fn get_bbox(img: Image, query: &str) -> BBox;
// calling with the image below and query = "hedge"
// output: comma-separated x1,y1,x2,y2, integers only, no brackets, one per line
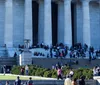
11,65,93,79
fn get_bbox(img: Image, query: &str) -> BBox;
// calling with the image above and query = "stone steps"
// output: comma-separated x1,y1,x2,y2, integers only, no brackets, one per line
0,57,17,66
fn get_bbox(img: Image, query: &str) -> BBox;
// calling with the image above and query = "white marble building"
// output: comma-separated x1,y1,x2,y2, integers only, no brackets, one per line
0,0,100,49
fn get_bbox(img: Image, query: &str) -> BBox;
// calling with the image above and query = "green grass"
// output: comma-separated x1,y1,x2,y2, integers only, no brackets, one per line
0,75,40,80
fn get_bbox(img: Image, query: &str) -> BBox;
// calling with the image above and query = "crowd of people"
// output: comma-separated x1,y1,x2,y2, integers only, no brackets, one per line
18,42,100,59
49,43,100,59
2,42,100,59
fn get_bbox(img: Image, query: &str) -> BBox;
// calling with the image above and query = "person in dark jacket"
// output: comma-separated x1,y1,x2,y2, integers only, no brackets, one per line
27,77,33,85
79,76,85,85
15,76,21,85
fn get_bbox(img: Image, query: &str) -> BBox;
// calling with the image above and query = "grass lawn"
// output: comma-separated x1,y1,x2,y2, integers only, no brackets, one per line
0,74,41,80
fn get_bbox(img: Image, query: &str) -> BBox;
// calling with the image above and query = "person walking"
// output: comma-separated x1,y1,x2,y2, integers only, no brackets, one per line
27,77,33,85
15,76,21,85
57,67,63,80
5,81,10,85
79,76,85,85
64,75,71,85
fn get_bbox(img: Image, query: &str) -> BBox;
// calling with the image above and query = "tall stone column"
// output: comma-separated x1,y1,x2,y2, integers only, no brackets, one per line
24,0,32,46
58,1,64,44
64,0,72,47
38,0,44,44
44,0,52,45
5,0,13,47
82,0,90,46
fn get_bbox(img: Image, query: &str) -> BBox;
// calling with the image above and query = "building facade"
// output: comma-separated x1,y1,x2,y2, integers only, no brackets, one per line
0,0,100,48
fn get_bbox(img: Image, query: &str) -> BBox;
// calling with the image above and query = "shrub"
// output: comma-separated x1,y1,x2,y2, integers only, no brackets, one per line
51,69,57,78
11,65,21,75
44,71,52,77
11,65,93,79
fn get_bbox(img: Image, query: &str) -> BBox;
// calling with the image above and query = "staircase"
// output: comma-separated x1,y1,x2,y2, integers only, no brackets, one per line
0,57,17,65
0,47,8,57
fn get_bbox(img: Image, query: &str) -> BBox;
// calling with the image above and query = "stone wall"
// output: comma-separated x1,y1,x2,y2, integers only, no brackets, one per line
0,57,16,66
0,80,98,85
32,58,100,69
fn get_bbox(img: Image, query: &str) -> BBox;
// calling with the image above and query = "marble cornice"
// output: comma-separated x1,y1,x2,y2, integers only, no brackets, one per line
35,0,100,1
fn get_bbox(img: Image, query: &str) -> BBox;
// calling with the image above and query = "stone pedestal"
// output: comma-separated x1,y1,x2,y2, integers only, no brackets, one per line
19,51,32,66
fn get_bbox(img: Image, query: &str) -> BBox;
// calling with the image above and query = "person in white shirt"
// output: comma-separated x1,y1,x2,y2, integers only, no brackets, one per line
69,69,74,78
64,75,72,85
25,65,29,75
93,67,97,76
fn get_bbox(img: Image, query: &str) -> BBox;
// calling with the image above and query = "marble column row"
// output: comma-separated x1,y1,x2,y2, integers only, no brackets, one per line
57,0,91,47
58,0,91,47
4,0,91,47
4,0,72,47
5,0,33,47
38,0,72,46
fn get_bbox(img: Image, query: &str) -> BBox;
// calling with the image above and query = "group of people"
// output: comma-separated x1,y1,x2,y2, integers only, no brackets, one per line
55,63,85,85
50,43,99,59
34,43,100,59
14,76,33,85
33,52,45,57
18,43,49,50
64,75,85,85
56,67,85,85
57,67,74,80
17,42,100,59
0,75,85,85
20,65,29,75
55,62,74,80
0,76,33,85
